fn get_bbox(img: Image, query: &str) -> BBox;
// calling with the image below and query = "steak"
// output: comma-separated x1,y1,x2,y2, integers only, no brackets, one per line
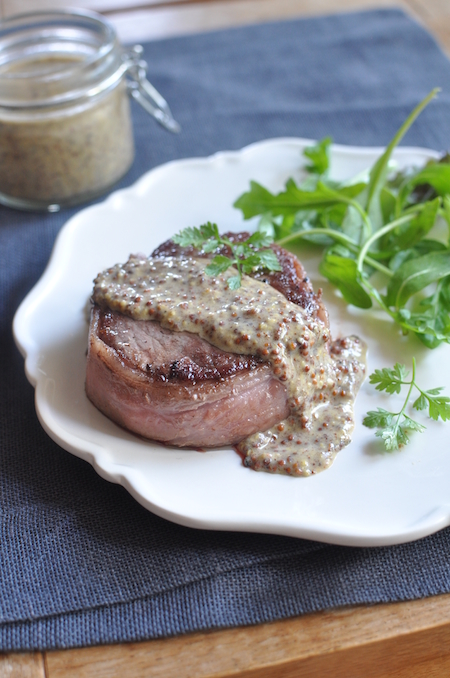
86,234,327,448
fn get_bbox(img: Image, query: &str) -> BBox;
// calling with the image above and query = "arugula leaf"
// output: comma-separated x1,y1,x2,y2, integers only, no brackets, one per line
319,254,372,308
340,204,365,243
388,248,418,272
172,222,281,289
233,181,280,219
415,239,448,255
401,277,450,347
385,251,450,308
364,357,449,450
441,195,450,235
382,197,440,251
380,187,396,224
398,163,450,210
388,239,449,275
234,179,367,219
364,89,439,217
233,88,449,347
414,164,450,196
303,137,332,175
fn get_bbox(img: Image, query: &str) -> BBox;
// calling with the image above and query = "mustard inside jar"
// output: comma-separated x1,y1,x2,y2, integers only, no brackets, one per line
0,10,179,211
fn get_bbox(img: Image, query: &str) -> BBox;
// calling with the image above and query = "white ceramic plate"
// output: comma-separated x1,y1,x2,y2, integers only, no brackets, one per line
13,138,450,547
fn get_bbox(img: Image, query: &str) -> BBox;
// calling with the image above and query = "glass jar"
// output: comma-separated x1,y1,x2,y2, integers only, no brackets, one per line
0,9,179,211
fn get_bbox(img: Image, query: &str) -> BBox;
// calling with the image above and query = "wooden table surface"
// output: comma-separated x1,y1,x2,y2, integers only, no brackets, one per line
2,0,450,676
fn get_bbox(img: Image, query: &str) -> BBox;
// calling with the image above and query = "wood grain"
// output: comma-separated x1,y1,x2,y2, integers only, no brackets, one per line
45,594,450,678
106,0,415,44
409,0,450,56
0,653,45,678
0,0,192,18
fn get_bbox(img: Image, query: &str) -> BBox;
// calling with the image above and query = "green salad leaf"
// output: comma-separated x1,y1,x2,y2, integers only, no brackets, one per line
363,359,450,450
234,87,450,347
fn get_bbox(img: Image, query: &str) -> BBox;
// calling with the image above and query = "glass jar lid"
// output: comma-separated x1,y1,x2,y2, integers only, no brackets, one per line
0,9,126,108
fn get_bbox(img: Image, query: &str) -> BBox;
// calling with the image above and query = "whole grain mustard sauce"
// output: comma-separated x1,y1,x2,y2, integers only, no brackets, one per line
93,255,366,476
0,58,134,204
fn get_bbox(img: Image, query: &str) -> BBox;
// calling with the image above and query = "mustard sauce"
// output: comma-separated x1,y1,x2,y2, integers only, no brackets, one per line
93,255,366,476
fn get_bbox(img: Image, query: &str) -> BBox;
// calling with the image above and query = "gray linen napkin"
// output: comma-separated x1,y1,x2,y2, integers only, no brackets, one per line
2,9,450,650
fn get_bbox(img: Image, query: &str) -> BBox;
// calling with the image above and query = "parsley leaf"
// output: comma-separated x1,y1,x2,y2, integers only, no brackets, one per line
362,407,393,429
172,221,281,289
173,223,219,248
363,357,448,450
368,363,409,394
204,255,233,276
425,393,450,421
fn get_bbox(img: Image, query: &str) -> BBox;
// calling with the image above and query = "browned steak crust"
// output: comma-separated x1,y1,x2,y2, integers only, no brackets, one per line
97,308,264,383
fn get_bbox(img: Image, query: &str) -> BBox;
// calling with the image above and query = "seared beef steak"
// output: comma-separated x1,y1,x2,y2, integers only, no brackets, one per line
86,307,289,447
86,235,326,448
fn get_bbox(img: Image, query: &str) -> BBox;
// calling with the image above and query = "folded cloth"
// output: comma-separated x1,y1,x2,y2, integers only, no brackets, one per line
2,8,450,651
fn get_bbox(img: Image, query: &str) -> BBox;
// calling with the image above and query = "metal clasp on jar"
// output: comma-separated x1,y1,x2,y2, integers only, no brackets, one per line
124,45,180,133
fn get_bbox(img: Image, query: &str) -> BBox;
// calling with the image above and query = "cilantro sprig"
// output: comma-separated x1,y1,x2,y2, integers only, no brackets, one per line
234,88,450,348
363,359,450,450
172,221,281,289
